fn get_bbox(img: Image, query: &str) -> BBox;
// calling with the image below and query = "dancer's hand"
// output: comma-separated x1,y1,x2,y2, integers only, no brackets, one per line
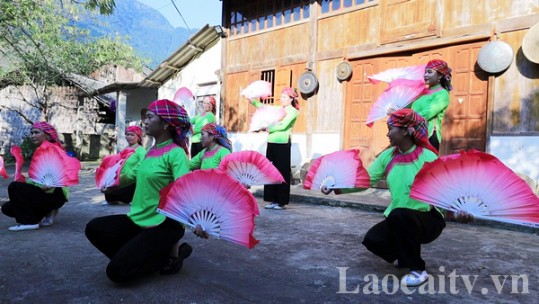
194,224,209,239
321,186,333,195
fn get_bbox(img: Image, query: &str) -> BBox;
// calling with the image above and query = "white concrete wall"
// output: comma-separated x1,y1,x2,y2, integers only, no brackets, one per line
228,132,341,180
158,42,222,121
489,136,539,182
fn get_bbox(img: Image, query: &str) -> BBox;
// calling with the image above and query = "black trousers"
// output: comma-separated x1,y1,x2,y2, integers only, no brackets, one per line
104,183,136,204
85,215,185,283
264,142,291,205
362,207,445,271
1,181,66,225
191,142,203,158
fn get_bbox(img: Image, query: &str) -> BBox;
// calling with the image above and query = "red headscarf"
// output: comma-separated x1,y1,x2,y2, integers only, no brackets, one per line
147,99,191,154
126,126,143,144
32,121,59,143
206,96,217,115
281,87,299,110
387,109,438,155
426,59,452,91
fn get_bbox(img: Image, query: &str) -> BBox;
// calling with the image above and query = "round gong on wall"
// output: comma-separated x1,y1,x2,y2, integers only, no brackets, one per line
298,71,319,95
336,61,353,81
477,40,514,73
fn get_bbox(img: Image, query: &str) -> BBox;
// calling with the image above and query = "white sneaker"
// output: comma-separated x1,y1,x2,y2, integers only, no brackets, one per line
9,224,40,231
272,205,286,210
264,203,278,209
100,201,110,206
401,270,428,287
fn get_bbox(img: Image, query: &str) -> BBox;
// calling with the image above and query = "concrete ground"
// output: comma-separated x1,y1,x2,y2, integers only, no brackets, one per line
0,164,538,303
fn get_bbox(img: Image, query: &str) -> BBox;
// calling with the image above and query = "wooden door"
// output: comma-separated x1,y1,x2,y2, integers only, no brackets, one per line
445,43,488,154
343,59,379,164
413,43,488,155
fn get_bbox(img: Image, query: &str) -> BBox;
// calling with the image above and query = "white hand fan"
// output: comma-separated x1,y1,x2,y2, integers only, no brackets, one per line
410,149,539,228
240,80,272,99
95,148,135,189
218,150,285,186
157,169,260,249
0,155,8,179
366,79,426,127
28,142,81,187
249,106,286,132
368,64,426,84
303,149,370,190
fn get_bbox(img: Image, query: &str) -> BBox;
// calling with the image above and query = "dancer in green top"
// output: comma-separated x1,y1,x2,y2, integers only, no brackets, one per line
324,109,472,287
249,87,299,210
411,59,452,152
86,99,206,283
101,125,146,205
190,122,232,170
190,96,216,157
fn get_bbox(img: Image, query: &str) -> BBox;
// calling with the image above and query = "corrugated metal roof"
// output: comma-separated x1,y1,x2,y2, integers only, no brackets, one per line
139,24,221,87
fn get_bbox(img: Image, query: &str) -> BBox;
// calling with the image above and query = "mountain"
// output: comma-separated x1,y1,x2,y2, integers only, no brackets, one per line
76,0,199,69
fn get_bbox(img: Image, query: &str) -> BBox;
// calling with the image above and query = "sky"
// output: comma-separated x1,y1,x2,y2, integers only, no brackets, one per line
137,0,222,29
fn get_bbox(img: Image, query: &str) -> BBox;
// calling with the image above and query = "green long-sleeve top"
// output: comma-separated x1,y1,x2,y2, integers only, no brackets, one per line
369,145,438,217
251,99,298,143
411,85,450,142
189,145,231,170
118,144,146,187
190,112,216,143
336,145,438,217
125,139,190,227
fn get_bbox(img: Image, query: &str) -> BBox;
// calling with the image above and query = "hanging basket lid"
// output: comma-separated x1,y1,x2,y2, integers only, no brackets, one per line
523,22,539,64
477,40,514,73
298,71,319,95
336,61,353,81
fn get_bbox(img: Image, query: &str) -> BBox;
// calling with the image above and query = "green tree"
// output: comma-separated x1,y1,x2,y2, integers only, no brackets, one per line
0,0,146,123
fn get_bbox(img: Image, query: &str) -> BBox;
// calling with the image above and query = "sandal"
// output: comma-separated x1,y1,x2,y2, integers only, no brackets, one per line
160,243,192,275
401,270,428,287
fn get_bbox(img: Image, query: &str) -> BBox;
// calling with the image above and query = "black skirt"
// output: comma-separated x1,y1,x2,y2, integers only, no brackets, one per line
264,142,291,205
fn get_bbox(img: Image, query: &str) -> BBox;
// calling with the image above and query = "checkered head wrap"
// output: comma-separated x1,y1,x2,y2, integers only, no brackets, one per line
32,121,59,143
147,99,191,154
282,87,300,110
126,126,143,144
426,59,452,91
202,123,232,152
387,109,438,154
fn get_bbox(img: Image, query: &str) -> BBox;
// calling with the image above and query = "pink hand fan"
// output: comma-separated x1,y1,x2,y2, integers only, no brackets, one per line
303,149,370,190
218,150,285,186
0,155,8,179
157,169,260,249
173,87,194,105
95,148,135,189
240,80,273,99
410,149,539,228
28,142,81,187
249,106,286,132
10,145,26,182
366,79,426,127
368,64,426,84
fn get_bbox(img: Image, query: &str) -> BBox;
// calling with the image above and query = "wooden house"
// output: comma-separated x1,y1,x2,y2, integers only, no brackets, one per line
220,0,539,181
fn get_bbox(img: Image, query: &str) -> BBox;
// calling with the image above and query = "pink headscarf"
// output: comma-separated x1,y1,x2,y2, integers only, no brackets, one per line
282,87,299,110
32,121,59,143
206,96,217,115
126,126,143,144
